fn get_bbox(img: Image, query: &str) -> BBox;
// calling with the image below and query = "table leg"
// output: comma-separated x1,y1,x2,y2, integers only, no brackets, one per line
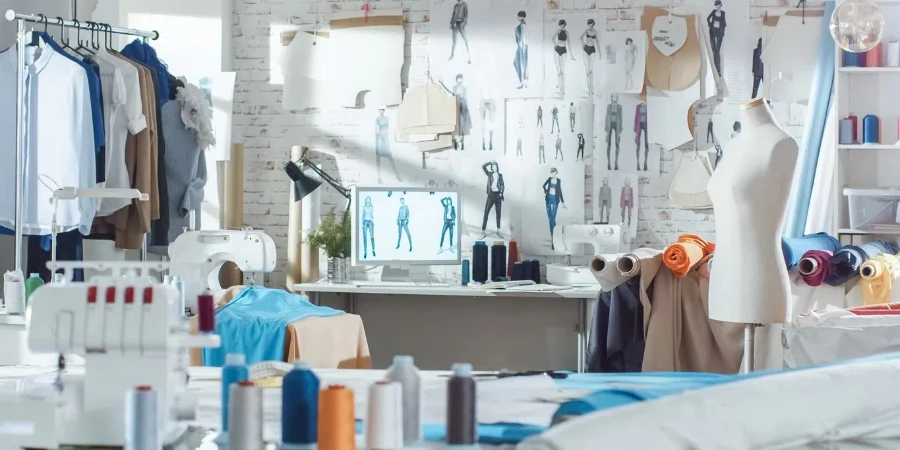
577,297,587,373
348,293,356,315
311,292,320,306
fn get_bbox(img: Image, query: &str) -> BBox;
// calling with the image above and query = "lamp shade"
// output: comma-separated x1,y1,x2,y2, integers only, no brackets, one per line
284,160,322,201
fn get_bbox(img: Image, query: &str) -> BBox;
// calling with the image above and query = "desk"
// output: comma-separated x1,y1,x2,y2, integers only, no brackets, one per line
293,283,601,373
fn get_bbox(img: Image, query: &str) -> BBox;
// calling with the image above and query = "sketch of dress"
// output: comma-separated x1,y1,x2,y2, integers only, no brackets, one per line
453,76,470,151
598,178,611,224
539,134,546,163
634,103,648,171
707,0,726,76
576,133,585,160
620,179,634,227
481,161,504,237
537,105,543,127
624,38,638,90
482,100,494,151
449,0,471,64
569,103,576,132
362,197,376,258
376,110,402,183
581,20,599,98
396,198,412,251
514,12,529,89
543,171,564,250
551,106,560,134
555,135,563,161
605,95,623,170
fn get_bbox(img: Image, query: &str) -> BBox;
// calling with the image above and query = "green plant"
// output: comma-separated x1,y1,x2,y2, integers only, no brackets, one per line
306,209,352,258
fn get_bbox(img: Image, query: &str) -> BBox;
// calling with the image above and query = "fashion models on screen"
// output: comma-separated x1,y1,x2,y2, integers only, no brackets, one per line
581,19,599,97
577,133,585,161
707,0,726,76
396,198,412,251
481,160,505,237
555,134,563,160
634,102,648,171
453,74,470,150
449,0,471,63
439,197,457,254
543,168,566,250
552,20,576,99
624,38,638,90
598,178,611,224
362,196,376,259
539,134,546,163
569,102,576,132
620,178,634,227
482,100,494,151
551,105,561,134
752,38,763,98
605,94,623,170
376,109,402,183
514,11,529,89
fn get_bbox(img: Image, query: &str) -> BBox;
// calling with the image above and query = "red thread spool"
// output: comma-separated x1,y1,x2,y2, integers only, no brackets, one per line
866,43,883,67
507,239,519,279
849,115,858,143
197,294,215,333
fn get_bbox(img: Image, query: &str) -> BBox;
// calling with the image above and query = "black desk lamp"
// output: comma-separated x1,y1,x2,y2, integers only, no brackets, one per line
284,147,351,208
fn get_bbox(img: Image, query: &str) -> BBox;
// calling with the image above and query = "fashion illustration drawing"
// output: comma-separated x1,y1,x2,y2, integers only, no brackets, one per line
552,20,576,99
439,197,456,253
581,19,599,97
707,0,726,76
543,168,565,250
620,178,634,227
449,0,471,63
624,37,638,90
634,102,648,171
481,161,505,237
598,178,611,224
605,94,623,170
396,198,412,251
376,109,402,183
362,196,376,258
514,11,529,89
452,74,470,150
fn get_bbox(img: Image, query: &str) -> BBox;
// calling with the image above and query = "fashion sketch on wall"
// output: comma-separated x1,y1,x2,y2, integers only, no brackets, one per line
596,31,646,95
696,0,753,100
429,0,489,99
592,174,638,245
449,0,472,63
519,163,585,256
376,109,403,183
456,155,515,243
450,74,471,150
485,0,545,98
481,99,496,151
707,0,726,76
480,160,505,239
599,94,661,176
505,99,593,166
544,12,607,100
439,196,457,253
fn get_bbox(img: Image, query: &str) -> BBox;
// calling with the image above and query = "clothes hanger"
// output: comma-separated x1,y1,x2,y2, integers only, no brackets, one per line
73,20,94,56
27,14,47,47
89,22,100,51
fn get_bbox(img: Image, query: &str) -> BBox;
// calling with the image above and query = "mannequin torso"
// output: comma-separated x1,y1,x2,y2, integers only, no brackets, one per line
707,99,799,324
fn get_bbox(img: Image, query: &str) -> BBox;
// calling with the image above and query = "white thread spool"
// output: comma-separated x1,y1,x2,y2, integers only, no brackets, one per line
366,381,404,450
125,386,160,450
888,41,900,67
4,270,24,314
228,382,264,450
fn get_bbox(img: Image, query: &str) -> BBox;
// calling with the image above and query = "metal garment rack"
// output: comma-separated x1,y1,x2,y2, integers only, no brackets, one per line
4,10,159,272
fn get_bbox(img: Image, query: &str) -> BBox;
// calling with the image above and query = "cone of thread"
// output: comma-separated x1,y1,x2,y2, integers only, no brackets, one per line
319,385,356,450
446,363,477,446
366,381,403,450
282,361,320,445
125,386,159,450
229,381,264,450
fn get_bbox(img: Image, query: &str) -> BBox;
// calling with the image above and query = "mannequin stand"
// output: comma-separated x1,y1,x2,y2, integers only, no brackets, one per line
743,323,759,374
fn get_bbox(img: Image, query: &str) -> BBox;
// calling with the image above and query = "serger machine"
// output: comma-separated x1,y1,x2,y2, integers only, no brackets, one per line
0,262,219,450
547,224,624,286
168,229,276,313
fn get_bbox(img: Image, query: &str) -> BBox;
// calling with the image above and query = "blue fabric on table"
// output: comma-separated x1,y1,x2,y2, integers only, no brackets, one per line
781,232,840,268
201,286,343,367
825,240,900,286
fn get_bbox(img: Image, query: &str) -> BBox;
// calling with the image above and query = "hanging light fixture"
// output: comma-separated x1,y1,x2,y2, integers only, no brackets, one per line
830,0,885,53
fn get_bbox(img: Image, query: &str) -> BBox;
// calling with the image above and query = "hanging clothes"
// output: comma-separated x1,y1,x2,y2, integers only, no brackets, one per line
588,280,645,373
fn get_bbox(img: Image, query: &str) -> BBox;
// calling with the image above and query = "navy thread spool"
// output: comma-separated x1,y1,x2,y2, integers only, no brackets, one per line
472,241,488,283
446,363,477,446
863,114,880,144
490,241,507,281
281,360,319,448
523,259,534,282
461,260,470,285
512,262,525,281
529,260,541,284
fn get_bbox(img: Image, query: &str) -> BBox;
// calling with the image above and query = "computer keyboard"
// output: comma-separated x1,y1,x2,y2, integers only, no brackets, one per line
352,281,450,287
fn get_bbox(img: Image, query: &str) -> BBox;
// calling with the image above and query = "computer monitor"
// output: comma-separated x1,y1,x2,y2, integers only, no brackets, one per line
351,186,461,281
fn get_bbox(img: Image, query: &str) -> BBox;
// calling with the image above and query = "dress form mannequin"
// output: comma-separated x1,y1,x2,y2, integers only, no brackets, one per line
707,98,799,371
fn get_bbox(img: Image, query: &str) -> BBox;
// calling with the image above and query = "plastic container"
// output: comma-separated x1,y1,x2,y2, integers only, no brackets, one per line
843,187,900,230
24,273,44,305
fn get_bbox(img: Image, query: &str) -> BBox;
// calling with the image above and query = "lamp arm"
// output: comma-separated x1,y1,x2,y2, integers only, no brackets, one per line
301,159,350,199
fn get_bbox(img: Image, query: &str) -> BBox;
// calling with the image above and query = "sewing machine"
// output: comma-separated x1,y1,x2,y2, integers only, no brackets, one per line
0,262,219,450
168,229,277,313
547,224,624,286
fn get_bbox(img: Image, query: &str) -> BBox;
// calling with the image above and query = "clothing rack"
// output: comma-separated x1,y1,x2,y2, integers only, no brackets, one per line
4,10,160,272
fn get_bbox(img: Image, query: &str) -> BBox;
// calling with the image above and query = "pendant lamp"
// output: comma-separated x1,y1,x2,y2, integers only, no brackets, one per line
830,0,885,53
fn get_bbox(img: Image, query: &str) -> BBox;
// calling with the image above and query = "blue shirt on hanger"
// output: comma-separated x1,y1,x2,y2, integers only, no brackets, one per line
121,39,169,102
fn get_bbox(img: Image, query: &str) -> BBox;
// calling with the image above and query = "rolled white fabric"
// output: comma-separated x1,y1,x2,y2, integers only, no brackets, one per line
517,357,900,450
589,253,629,292
615,248,663,277
888,41,900,67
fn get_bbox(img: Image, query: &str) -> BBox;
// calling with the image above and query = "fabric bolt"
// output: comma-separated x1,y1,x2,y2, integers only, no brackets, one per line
799,249,832,287
590,253,629,292
860,253,900,306
587,280,644,373
202,286,344,367
781,232,840,268
0,44,97,235
826,241,900,287
662,234,715,278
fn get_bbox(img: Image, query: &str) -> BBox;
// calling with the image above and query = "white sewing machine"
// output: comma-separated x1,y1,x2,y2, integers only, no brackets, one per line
546,224,624,286
168,229,277,313
0,262,219,450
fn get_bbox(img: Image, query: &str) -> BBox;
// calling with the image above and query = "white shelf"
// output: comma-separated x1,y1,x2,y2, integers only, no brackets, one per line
840,67,900,73
839,228,900,235
839,144,900,150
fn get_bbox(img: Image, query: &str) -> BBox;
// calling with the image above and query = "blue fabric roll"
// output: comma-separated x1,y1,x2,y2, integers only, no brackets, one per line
781,232,841,268
825,240,900,286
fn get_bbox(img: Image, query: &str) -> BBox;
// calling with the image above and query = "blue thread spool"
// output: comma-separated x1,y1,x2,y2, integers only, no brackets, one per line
461,260,470,285
839,119,856,144
863,114,880,144
282,360,319,448
221,354,249,435
472,241,488,283
843,50,860,68
512,262,525,281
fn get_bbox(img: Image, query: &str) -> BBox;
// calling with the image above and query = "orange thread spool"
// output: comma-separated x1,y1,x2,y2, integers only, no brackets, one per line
318,385,356,450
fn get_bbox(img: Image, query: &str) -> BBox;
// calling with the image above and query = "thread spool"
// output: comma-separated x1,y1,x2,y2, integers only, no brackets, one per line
866,42,883,67
125,386,159,450
889,41,900,67
490,241,507,281
282,360,319,447
843,50,860,67
506,239,519,279
229,381,264,450
446,363,477,446
222,354,249,434
616,255,641,277
849,114,859,142
839,119,855,145
197,293,215,333
863,114,880,144
523,259,534,282
163,275,173,284
472,241,488,283
172,276,186,317
461,260,470,285
384,355,422,444
529,260,541,284
319,385,356,450
366,381,404,450
798,258,818,276
512,262,525,281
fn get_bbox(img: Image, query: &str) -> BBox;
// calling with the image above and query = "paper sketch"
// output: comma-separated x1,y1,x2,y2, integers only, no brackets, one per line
480,160,505,238
480,99,498,151
450,74,472,150
707,0,726,76
484,0,546,98
695,0,753,101
375,109,404,183
593,173,638,245
544,12,607,100
519,163,585,256
367,108,422,186
596,31,647,95
596,94,661,176
647,85,701,150
429,0,490,92
505,99,593,164
449,0,472,63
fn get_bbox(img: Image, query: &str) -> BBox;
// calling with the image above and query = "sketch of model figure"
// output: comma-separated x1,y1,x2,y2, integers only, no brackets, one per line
598,178,611,224
362,196,376,259
569,103,576,132
634,102,648,171
449,0,471,64
376,109,402,183
551,106,560,134
452,74,470,150
516,116,525,157
396,198,412,251
539,134,546,163
481,161,505,237
543,168,566,250
555,134,563,161
624,38,638,90
581,19,599,97
537,105,543,127
439,197,457,253
482,100,494,151
620,178,634,227
707,0,726,76
706,119,715,143
752,38,764,98
576,133,585,160
605,94,623,170
552,20,576,99
514,11,529,89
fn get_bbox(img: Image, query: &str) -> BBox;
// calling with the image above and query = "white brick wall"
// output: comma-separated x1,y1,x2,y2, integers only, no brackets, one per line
231,0,813,288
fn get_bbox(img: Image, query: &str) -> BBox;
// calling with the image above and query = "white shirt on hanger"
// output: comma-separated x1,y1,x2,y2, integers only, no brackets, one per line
0,43,97,235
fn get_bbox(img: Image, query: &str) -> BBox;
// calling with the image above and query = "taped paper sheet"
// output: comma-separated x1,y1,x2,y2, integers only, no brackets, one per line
544,11,607,100
518,163,586,256
596,31,647,95
595,94,661,177
486,0,547,98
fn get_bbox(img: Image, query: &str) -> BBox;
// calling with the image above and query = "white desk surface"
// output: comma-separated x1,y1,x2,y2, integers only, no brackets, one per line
293,282,601,299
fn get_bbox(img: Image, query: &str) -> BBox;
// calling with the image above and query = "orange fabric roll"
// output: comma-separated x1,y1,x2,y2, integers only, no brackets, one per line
318,385,356,450
663,234,716,278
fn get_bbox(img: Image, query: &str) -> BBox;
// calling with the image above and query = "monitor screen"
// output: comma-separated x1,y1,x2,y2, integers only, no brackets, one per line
351,187,461,266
